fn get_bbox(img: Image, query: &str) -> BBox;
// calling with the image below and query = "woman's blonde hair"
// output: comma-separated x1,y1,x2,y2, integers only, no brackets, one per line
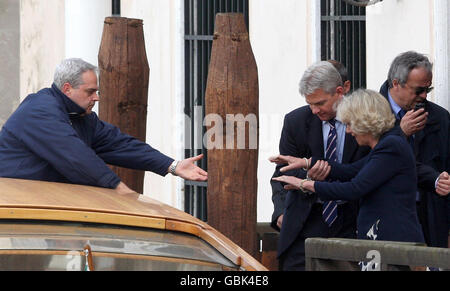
337,89,395,139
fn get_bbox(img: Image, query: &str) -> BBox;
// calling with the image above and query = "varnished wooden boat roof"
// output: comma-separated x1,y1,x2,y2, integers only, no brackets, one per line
0,178,266,271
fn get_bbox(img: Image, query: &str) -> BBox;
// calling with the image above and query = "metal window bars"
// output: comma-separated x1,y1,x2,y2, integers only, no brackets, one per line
321,0,367,91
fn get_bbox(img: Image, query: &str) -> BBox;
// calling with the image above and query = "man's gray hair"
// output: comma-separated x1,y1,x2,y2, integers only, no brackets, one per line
299,61,343,97
387,51,433,88
53,58,98,90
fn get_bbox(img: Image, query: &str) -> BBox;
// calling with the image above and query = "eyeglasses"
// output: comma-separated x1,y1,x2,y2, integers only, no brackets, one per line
414,86,434,95
404,83,434,95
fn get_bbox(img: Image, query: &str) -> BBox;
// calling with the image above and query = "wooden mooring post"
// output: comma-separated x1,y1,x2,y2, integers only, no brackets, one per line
205,13,259,257
98,17,149,194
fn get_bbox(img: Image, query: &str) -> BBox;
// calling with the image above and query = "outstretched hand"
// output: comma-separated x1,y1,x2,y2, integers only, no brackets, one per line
269,154,331,181
272,175,301,190
175,154,208,182
272,175,316,193
269,155,308,172
307,160,331,181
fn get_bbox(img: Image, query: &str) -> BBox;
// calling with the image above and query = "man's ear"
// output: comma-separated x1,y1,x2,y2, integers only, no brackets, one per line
335,86,344,96
61,83,72,96
343,81,351,94
391,79,400,89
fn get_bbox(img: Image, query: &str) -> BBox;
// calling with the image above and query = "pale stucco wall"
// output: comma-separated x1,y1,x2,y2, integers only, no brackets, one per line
1,0,66,127
121,0,185,208
433,0,449,110
65,0,111,66
367,0,449,110
250,0,319,222
64,0,111,114
20,0,65,100
366,0,434,96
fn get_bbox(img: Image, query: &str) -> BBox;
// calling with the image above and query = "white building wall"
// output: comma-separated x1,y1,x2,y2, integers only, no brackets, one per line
250,0,318,222
18,0,110,102
366,0,435,98
64,0,112,114
20,0,65,100
433,0,449,110
65,0,111,65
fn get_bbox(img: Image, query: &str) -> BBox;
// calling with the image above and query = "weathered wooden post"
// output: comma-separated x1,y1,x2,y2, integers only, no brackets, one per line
98,17,149,194
205,13,259,257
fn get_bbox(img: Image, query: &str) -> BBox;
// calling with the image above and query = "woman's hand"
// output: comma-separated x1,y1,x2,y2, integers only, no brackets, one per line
307,160,331,181
269,155,310,172
272,176,315,193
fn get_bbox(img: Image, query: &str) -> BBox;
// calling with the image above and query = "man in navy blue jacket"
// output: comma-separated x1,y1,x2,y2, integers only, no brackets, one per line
0,58,207,194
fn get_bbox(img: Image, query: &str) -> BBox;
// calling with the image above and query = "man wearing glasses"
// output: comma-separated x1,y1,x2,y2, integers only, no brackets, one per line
0,58,207,194
380,51,450,249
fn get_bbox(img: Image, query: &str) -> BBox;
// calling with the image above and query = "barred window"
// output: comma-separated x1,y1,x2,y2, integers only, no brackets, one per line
321,0,367,90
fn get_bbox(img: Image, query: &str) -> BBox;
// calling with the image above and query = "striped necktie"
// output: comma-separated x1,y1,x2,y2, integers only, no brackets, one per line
323,119,338,227
397,109,406,120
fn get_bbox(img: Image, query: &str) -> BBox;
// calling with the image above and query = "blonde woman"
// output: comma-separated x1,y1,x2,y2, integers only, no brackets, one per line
272,89,425,245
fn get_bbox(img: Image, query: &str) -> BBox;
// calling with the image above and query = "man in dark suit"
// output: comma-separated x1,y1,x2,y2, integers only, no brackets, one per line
270,61,370,270
379,51,450,248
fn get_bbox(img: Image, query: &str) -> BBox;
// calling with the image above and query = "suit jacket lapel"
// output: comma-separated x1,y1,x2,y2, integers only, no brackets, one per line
342,132,359,163
308,116,325,158
414,112,440,153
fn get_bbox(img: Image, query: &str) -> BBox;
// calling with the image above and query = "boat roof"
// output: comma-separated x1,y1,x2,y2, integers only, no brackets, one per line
0,178,266,271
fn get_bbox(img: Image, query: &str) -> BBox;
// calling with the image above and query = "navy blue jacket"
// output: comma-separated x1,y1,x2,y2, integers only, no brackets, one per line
0,84,174,189
380,81,449,247
315,127,425,243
